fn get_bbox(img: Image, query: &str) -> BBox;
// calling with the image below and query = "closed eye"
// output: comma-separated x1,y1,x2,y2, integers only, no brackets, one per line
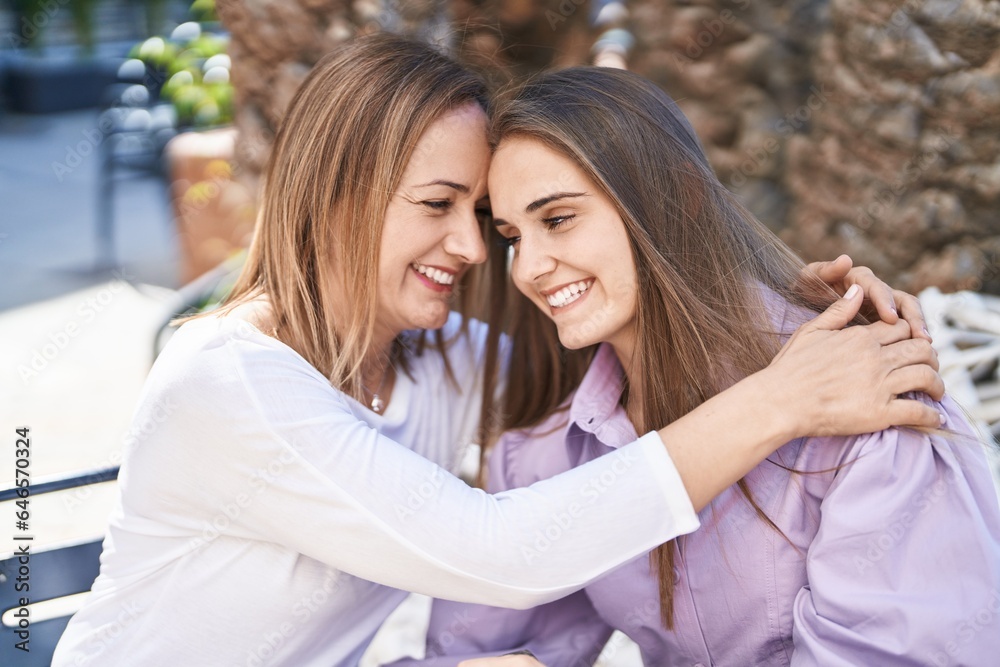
493,224,520,249
422,200,452,211
497,234,520,249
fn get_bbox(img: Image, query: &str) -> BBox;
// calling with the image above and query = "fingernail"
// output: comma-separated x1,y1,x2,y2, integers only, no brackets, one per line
890,303,897,315
923,326,932,340
939,412,946,426
844,284,860,300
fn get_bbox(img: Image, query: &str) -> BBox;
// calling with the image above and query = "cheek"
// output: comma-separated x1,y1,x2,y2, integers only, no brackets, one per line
604,268,638,319
378,259,408,292
615,268,638,300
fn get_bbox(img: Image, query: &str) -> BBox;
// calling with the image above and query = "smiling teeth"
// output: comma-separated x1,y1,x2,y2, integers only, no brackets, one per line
546,280,593,308
413,263,455,286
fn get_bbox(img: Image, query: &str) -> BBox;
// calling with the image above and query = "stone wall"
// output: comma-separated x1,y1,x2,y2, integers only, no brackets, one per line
217,0,1000,293
628,0,826,233
627,0,999,292
783,0,1000,293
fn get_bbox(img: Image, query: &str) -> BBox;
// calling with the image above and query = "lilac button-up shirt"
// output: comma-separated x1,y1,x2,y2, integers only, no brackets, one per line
390,298,1000,667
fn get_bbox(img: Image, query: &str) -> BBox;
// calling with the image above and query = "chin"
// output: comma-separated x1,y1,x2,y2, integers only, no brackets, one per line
557,326,598,350
407,306,451,332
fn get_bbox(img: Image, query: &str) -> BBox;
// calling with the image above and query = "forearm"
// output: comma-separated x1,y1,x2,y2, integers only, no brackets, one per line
656,371,793,512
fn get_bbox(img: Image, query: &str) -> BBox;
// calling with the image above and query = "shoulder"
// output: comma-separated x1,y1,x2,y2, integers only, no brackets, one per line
149,315,350,423
795,393,996,507
752,282,818,339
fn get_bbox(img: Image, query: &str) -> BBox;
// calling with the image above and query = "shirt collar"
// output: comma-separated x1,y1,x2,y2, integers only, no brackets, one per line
567,344,637,449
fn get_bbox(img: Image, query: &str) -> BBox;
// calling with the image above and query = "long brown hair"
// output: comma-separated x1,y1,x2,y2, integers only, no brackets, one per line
182,33,490,397
481,67,849,628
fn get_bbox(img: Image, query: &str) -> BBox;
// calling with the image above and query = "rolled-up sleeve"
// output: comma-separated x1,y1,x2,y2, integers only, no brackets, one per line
791,398,1000,666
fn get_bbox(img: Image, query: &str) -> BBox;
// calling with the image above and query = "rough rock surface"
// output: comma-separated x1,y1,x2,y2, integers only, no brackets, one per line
782,0,1000,293
216,0,449,195
217,0,999,293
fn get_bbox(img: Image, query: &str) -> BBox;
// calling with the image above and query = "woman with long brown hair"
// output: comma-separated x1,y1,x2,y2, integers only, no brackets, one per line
55,36,944,666
396,68,1000,666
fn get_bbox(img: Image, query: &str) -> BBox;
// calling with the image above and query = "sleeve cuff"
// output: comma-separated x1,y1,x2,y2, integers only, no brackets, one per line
635,431,701,538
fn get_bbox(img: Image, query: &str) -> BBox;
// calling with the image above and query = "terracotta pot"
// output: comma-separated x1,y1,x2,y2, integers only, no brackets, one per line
165,127,256,283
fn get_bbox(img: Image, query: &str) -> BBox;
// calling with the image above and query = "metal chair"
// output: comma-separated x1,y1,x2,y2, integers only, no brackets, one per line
0,466,120,667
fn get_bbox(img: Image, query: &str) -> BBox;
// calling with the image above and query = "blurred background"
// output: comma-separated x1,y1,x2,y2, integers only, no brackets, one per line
0,1,998,664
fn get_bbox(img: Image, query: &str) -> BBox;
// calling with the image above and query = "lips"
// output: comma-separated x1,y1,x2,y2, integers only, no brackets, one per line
412,262,456,286
411,262,460,294
543,279,594,308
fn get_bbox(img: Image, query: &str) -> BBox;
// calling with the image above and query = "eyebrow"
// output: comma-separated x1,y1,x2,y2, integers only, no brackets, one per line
493,191,588,227
414,179,470,193
525,192,587,213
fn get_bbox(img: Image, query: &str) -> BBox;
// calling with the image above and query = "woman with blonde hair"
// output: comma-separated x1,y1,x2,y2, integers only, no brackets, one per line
395,68,1000,666
55,37,945,666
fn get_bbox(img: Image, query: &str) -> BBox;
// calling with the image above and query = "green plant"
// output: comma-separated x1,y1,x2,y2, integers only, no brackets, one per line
130,28,233,128
188,0,217,23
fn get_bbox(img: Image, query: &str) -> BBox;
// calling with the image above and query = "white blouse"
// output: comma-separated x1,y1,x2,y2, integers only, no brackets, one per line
53,312,699,666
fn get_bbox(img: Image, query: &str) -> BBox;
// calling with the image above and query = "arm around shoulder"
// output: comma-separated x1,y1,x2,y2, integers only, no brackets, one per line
196,336,701,609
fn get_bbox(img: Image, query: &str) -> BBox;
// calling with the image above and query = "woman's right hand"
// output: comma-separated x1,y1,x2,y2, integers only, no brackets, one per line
761,284,945,440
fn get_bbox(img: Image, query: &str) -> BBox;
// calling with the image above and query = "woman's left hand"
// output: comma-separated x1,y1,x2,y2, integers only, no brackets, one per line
458,656,546,667
806,254,931,342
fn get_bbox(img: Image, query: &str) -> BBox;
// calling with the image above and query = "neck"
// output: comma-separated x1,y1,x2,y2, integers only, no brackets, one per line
338,298,399,386
361,331,398,388
608,332,643,427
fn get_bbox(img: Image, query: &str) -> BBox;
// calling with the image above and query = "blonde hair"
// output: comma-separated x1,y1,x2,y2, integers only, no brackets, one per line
183,34,489,397
482,67,854,628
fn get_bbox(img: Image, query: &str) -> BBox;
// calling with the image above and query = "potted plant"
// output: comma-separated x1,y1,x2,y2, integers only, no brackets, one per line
129,1,252,283
131,24,232,127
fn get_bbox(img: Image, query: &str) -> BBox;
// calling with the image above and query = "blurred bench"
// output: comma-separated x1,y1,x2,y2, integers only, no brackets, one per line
0,466,120,666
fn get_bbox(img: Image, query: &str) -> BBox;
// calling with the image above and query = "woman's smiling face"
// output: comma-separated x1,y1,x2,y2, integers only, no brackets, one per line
375,102,491,337
489,136,639,355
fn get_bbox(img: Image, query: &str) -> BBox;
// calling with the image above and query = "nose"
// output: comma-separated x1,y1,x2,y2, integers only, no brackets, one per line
444,207,488,265
511,232,556,287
